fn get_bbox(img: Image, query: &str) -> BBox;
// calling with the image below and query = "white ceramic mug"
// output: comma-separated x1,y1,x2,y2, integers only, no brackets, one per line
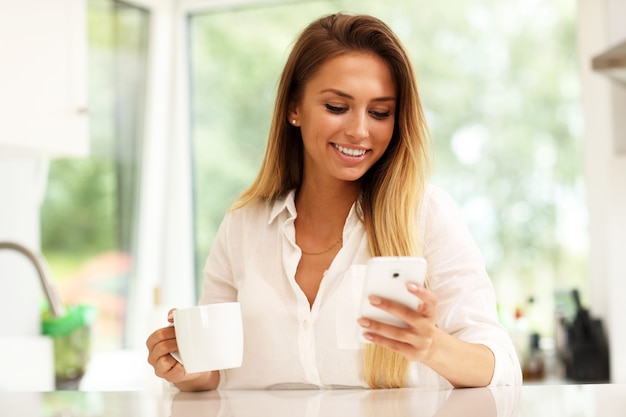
171,302,243,373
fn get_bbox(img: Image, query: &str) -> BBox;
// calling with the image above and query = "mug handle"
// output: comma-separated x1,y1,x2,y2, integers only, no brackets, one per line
170,351,183,364
166,321,183,364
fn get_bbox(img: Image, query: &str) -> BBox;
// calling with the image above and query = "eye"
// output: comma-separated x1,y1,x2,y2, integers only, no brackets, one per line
325,103,347,114
370,110,392,120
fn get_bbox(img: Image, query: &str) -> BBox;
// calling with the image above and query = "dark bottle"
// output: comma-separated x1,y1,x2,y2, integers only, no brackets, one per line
523,332,545,381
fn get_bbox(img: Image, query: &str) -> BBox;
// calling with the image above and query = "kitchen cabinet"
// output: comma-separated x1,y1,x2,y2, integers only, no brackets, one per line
593,40,626,86
0,0,88,157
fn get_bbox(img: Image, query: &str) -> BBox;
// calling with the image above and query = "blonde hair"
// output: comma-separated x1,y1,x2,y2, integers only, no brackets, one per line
233,13,431,388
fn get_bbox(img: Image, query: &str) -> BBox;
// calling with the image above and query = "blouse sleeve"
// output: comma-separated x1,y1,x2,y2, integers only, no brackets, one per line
421,185,522,386
198,212,239,305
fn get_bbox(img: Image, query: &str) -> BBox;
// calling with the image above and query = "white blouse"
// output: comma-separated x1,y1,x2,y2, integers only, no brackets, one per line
199,184,522,389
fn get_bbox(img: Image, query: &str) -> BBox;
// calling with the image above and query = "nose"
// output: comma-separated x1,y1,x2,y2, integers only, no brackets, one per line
345,111,368,141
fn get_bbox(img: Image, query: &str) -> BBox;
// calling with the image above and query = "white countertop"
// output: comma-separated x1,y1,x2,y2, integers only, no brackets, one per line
2,384,626,416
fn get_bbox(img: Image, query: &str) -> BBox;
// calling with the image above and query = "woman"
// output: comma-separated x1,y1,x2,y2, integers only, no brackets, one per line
146,13,522,390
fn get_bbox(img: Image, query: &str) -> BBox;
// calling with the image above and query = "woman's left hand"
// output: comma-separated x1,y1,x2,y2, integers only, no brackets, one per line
357,283,438,362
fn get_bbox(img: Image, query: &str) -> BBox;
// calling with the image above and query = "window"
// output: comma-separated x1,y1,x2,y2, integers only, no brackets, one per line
41,0,149,350
188,0,585,340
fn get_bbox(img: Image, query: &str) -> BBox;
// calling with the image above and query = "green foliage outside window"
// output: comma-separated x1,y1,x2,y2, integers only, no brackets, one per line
40,0,149,349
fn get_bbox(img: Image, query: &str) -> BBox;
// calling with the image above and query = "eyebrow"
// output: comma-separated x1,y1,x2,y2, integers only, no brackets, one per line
320,88,396,103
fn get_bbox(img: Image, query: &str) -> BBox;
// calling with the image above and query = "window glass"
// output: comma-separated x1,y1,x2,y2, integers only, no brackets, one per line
41,0,149,350
189,0,584,338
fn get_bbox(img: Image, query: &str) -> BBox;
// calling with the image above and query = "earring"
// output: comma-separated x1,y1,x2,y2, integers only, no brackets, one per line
292,119,297,125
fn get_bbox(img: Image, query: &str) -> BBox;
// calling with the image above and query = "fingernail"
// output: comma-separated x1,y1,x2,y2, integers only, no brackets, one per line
357,318,371,328
369,296,382,305
407,282,420,292
363,333,374,341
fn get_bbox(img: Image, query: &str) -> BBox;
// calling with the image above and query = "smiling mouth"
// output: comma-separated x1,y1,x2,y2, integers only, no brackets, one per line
333,143,368,157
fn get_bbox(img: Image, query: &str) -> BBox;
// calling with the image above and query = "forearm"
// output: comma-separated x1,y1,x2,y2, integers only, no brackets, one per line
422,328,495,388
174,371,220,392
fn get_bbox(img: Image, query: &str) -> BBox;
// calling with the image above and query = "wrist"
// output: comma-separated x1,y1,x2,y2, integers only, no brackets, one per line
174,370,219,392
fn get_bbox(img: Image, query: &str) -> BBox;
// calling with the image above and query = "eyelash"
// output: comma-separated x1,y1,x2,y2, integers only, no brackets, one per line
371,110,392,120
324,104,392,120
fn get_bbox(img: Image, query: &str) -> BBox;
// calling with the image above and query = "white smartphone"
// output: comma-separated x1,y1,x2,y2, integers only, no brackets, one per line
359,256,427,328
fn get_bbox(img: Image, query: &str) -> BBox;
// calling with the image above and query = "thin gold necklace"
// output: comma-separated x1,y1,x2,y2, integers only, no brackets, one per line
300,236,343,256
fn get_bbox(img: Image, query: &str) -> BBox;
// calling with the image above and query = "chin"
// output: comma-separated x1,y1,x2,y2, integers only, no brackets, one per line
337,172,366,183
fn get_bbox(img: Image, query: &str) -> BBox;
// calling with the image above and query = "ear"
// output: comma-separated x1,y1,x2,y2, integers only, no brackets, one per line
287,104,299,126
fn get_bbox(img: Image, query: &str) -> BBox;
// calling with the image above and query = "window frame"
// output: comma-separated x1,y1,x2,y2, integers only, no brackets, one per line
126,0,296,348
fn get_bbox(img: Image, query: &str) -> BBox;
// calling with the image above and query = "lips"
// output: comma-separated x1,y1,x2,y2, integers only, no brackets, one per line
333,143,368,157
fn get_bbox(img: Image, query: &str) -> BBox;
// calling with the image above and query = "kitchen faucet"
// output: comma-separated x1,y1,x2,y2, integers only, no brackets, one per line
0,241,65,317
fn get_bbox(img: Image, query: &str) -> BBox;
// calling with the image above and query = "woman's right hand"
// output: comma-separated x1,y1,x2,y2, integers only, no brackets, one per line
145,309,220,391
146,309,189,384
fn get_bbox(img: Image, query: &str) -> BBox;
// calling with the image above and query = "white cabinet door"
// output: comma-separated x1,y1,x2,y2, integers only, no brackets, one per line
0,0,88,157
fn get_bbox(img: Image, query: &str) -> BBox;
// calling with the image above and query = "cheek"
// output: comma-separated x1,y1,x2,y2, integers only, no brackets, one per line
304,114,342,140
372,123,395,148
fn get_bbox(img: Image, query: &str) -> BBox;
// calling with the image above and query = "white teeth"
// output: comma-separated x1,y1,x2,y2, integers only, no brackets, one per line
334,144,367,157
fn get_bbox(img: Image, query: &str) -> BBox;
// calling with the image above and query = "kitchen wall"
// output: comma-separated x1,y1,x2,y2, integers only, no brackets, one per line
578,0,626,383
0,156,46,337
0,0,87,339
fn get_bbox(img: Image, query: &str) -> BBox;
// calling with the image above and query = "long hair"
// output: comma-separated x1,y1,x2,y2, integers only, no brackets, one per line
233,13,431,388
